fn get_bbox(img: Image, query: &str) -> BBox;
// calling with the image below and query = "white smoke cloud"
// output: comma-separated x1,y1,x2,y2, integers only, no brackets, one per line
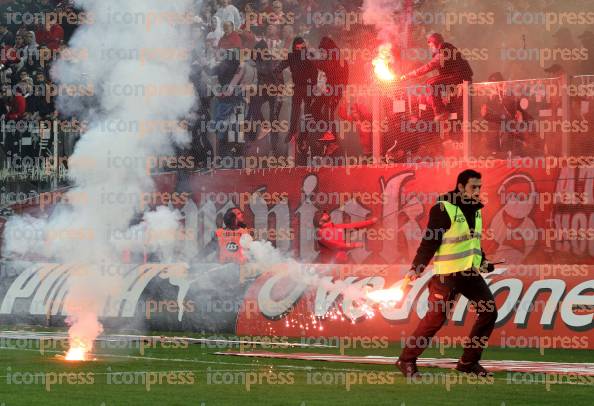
240,236,371,308
3,0,197,355
362,0,405,42
241,234,288,265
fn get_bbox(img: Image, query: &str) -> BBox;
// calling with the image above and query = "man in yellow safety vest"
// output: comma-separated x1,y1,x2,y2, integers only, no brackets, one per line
397,169,497,377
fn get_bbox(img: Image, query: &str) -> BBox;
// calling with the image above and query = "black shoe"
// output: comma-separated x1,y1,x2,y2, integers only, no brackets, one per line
455,361,491,376
396,359,419,377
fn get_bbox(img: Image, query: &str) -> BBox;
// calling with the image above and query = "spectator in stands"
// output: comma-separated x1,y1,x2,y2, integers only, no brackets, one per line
247,39,284,149
0,64,13,85
189,51,215,169
12,35,26,71
269,1,285,24
37,0,53,11
214,0,242,32
201,2,214,24
400,33,473,121
283,0,300,15
206,15,224,49
36,20,64,51
337,102,372,156
311,36,349,143
218,21,242,49
257,0,272,13
480,72,533,155
210,48,243,157
264,24,282,51
296,22,312,42
17,70,33,97
239,28,257,50
27,72,55,119
281,24,294,51
6,86,26,120
238,7,257,49
0,24,14,47
481,72,515,121
22,31,40,71
17,0,52,14
0,90,10,119
16,26,28,40
240,2,257,30
315,211,377,264
276,37,318,144
54,1,78,42
1,36,20,66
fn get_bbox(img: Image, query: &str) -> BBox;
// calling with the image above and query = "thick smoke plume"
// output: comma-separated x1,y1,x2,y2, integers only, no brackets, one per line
362,0,405,42
3,0,196,354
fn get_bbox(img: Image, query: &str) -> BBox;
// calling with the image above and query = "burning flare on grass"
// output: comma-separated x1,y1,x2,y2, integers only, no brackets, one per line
372,43,396,82
65,345,88,361
64,338,90,361
63,311,101,361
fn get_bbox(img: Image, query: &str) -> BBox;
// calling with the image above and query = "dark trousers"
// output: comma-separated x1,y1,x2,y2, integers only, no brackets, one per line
311,93,342,125
289,89,313,135
400,269,498,363
248,95,283,126
426,74,469,116
246,93,283,151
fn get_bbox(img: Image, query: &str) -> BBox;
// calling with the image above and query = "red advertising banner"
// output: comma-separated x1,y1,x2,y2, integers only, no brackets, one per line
236,264,594,349
186,160,594,265
3,161,593,265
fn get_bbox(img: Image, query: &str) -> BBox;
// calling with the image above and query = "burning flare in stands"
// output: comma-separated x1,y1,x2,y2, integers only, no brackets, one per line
372,44,396,82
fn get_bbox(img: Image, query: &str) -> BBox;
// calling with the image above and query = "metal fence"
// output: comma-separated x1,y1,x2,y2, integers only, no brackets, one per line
1,74,593,208
0,119,78,209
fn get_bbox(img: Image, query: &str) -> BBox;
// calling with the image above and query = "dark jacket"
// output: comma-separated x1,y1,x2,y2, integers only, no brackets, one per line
254,40,283,86
275,37,318,89
316,36,349,86
214,56,240,87
209,50,241,101
27,84,55,117
411,190,487,273
0,30,14,47
409,42,473,81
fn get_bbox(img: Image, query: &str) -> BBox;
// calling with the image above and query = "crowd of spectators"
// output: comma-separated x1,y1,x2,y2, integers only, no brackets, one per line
0,0,592,175
0,0,77,161
187,0,374,168
186,0,594,169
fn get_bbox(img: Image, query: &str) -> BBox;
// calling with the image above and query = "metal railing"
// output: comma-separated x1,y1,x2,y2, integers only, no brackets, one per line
0,119,77,209
1,74,593,207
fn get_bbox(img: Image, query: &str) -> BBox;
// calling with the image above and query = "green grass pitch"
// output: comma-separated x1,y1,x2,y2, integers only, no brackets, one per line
0,330,592,406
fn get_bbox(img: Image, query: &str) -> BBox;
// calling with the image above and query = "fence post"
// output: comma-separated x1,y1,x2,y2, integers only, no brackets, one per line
560,73,570,156
372,89,381,163
52,119,58,190
462,80,470,160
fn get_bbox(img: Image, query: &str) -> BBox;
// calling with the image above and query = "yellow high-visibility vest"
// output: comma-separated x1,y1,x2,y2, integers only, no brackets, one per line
433,201,483,275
